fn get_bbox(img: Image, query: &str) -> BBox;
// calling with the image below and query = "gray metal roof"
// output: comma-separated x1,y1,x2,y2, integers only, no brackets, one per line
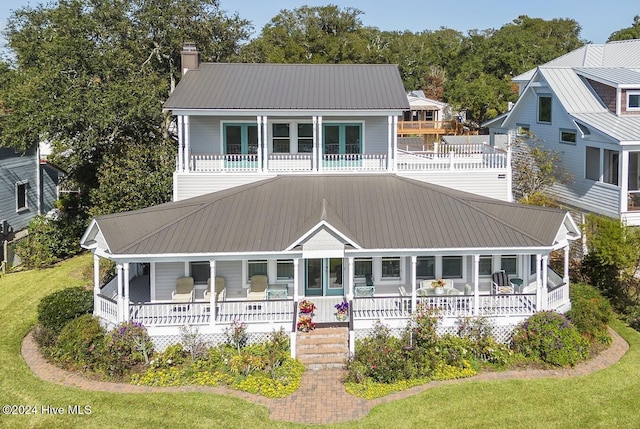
90,175,572,256
574,67,640,86
538,68,608,114
163,63,410,112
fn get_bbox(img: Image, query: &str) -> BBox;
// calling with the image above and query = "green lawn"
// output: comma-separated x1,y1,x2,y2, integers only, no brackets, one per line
0,253,639,429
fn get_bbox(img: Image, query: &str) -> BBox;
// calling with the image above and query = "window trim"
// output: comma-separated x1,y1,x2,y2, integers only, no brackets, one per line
15,180,28,212
441,256,463,279
271,123,291,154
537,95,552,124
416,256,435,280
627,91,640,111
381,257,401,279
559,128,577,145
276,259,294,281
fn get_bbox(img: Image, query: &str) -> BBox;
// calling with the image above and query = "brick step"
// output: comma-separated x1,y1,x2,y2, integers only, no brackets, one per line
296,345,348,356
296,327,350,370
297,335,347,346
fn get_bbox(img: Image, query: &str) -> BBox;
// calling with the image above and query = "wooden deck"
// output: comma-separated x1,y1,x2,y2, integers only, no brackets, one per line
397,120,474,137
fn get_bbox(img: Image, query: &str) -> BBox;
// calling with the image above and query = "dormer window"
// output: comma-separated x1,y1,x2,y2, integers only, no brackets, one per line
628,91,640,110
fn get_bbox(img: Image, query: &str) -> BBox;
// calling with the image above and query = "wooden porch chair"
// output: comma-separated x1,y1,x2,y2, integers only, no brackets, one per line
247,274,268,300
172,276,194,302
491,270,514,294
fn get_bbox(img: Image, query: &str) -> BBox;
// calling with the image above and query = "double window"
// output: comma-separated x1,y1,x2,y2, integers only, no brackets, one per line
585,146,619,185
271,122,314,153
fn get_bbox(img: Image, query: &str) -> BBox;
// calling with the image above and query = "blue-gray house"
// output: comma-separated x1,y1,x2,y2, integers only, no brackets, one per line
0,144,64,242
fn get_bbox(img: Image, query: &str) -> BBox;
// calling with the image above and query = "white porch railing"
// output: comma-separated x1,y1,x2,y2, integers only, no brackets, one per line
396,150,507,171
352,293,538,321
217,299,295,323
322,153,387,171
191,154,259,172
96,294,119,326
267,154,313,172
129,301,212,326
547,283,569,310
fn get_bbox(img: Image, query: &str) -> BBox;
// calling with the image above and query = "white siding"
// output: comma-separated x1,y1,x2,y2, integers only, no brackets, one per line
399,171,510,201
154,262,185,301
174,173,276,201
216,261,245,299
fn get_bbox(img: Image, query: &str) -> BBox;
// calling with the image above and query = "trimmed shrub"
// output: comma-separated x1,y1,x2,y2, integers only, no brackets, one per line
36,287,93,342
511,311,589,367
567,282,613,346
102,321,154,378
51,314,105,371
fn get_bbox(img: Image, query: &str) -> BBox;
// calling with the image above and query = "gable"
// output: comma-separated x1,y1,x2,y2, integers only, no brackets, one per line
301,227,346,258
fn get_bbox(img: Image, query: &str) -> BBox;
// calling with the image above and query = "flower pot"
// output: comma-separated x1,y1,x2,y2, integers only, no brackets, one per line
336,312,348,321
434,287,444,295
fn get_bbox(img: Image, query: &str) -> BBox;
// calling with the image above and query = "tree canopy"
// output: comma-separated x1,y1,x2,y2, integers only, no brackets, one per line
0,2,633,220
0,0,251,214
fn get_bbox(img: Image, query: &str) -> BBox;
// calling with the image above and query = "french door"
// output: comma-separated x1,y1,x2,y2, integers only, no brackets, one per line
305,258,344,296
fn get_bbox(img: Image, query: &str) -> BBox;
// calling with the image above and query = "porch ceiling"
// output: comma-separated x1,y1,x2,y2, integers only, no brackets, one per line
86,175,574,257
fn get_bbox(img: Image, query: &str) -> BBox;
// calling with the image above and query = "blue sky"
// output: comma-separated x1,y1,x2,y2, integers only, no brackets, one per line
0,0,637,48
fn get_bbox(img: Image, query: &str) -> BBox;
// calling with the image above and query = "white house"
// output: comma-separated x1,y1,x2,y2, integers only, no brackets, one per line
81,44,580,356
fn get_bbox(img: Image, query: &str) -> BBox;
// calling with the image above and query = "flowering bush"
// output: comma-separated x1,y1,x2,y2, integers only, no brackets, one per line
297,315,316,332
225,320,248,352
511,311,589,367
335,301,349,313
299,300,316,314
102,321,154,378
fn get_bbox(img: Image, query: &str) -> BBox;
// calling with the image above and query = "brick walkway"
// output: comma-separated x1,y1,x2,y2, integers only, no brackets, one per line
21,328,628,425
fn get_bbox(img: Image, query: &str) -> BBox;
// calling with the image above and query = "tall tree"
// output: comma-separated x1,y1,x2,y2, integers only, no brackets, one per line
240,5,370,64
608,15,640,41
0,0,251,214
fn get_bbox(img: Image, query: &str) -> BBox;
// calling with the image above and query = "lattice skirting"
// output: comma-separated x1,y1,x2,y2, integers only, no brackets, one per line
150,331,275,353
353,322,517,344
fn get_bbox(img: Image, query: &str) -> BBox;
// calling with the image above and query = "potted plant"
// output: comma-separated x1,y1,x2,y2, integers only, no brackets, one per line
297,315,316,332
431,278,446,294
299,299,316,314
334,300,349,321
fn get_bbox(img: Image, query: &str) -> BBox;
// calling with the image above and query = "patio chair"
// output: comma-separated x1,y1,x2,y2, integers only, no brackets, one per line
204,276,226,302
247,274,268,300
172,276,194,302
491,270,514,294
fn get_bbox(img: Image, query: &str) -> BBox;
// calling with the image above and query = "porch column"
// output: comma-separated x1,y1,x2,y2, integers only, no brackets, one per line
347,257,354,300
93,254,100,316
177,115,184,172
150,262,156,301
541,255,549,310
535,254,542,310
116,263,123,322
473,254,480,315
563,245,570,285
317,116,323,173
209,260,217,326
392,115,398,172
387,116,393,172
506,145,513,202
621,150,629,213
293,258,300,302
312,116,318,171
410,256,417,313
123,263,130,322
184,116,190,173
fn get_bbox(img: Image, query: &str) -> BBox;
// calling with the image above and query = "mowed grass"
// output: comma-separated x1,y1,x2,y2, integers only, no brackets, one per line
0,253,638,429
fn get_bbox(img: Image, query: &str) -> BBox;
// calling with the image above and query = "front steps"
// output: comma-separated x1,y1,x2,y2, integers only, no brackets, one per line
296,327,349,370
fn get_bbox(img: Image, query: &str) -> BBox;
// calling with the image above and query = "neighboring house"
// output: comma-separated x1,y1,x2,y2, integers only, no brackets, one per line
81,44,580,354
485,39,640,225
0,144,64,242
398,90,465,140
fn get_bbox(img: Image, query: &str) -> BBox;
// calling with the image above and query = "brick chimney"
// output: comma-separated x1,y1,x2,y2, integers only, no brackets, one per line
181,42,200,75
